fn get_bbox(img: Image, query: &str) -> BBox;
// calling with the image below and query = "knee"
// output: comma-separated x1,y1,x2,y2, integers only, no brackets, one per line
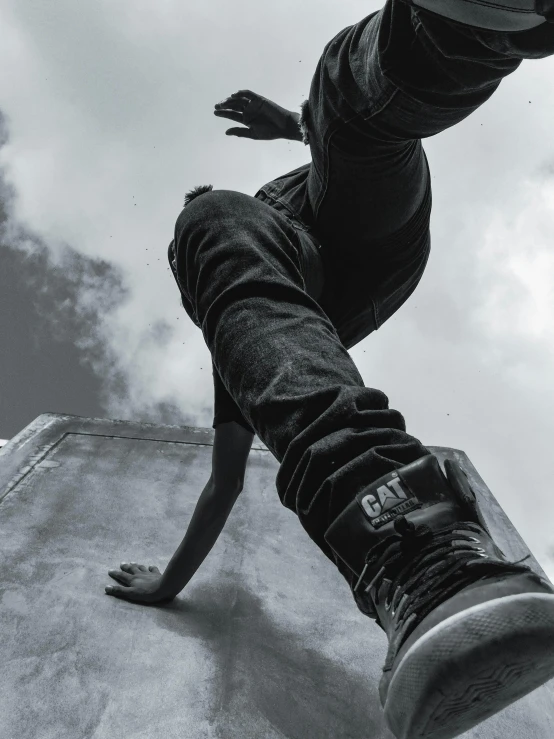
176,188,256,235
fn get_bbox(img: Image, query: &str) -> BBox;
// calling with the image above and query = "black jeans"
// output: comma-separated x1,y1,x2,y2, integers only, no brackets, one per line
173,0,554,595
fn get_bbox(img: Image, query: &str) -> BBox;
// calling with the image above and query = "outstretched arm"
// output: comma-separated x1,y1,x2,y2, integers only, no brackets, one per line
106,421,254,604
155,421,254,599
214,89,304,142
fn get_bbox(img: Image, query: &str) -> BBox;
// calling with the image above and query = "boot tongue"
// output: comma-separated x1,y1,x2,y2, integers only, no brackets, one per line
357,454,467,547
324,454,471,588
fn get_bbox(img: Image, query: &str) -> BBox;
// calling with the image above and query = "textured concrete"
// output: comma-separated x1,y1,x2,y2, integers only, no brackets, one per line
0,412,552,738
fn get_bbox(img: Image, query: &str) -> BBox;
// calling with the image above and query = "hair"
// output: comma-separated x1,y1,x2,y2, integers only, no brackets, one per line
183,184,214,207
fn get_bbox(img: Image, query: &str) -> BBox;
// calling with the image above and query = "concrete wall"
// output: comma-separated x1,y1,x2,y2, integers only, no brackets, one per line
0,413,552,738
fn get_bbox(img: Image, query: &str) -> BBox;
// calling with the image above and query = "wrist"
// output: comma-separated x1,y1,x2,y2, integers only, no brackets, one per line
156,581,179,600
284,112,304,142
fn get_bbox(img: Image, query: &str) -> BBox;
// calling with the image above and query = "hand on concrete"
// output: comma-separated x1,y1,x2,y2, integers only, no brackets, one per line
214,89,295,140
105,562,175,605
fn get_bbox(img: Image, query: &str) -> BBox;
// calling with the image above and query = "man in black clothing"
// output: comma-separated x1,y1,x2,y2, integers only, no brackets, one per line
108,3,554,737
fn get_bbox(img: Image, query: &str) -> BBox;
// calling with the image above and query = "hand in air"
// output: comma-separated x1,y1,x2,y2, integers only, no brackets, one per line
214,89,296,140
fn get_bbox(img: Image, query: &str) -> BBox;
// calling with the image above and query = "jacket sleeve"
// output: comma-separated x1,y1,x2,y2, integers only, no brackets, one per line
212,361,255,435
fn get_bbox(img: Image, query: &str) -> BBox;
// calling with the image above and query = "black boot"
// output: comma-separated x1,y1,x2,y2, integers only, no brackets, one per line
324,453,554,739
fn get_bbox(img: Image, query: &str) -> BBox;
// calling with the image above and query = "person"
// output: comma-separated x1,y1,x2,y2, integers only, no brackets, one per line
106,2,554,737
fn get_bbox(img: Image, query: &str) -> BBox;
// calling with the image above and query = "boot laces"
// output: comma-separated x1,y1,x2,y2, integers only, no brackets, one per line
354,514,543,644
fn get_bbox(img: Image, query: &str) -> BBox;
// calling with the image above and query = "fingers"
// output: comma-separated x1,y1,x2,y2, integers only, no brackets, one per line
213,109,244,124
120,562,146,573
228,90,256,105
215,97,249,111
108,569,131,585
117,562,157,573
108,562,153,584
105,585,143,602
214,90,258,115
233,89,256,98
105,584,127,596
224,127,255,139
214,92,260,138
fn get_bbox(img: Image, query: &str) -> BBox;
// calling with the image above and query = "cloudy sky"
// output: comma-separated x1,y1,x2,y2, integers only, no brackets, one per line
1,1,554,576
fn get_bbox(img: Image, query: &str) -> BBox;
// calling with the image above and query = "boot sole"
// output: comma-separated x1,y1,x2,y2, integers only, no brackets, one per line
383,593,554,739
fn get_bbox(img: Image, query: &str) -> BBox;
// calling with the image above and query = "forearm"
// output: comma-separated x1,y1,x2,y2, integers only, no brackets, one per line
158,476,239,598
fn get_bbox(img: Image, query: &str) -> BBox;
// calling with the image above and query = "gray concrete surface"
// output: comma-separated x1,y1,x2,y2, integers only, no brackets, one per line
0,412,553,738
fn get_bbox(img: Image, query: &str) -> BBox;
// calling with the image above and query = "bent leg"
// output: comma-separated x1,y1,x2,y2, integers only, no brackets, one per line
303,0,554,257
174,190,430,591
